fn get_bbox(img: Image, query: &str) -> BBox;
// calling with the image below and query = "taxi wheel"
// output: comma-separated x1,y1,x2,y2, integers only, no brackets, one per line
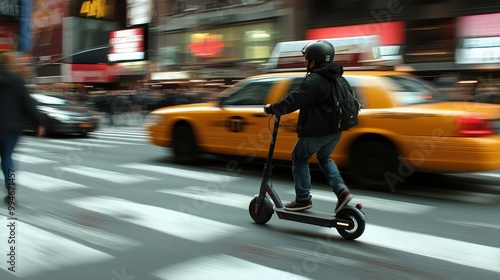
172,124,200,164
350,140,400,190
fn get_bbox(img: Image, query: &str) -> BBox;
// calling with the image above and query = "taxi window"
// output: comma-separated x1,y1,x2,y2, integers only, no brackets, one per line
386,75,448,105
343,76,366,108
220,80,275,105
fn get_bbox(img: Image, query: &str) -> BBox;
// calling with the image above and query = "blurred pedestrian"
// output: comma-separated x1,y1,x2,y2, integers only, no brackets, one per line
0,52,45,205
263,40,353,213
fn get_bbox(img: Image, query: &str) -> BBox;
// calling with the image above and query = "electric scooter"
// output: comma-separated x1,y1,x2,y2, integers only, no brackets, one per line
249,115,366,240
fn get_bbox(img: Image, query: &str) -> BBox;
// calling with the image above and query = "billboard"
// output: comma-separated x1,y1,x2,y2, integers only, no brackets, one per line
62,64,118,83
456,13,500,64
108,26,147,62
0,23,17,51
31,0,69,63
127,0,152,27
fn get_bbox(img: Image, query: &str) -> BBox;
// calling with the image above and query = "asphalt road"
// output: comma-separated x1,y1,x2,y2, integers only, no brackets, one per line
1,125,499,280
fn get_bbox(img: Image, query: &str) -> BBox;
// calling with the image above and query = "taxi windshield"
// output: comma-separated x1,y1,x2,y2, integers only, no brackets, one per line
387,75,448,105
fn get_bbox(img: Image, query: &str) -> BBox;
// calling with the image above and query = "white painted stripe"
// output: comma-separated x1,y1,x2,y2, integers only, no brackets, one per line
158,186,250,210
397,189,498,204
94,129,147,136
86,138,142,145
470,172,500,179
47,139,118,148
14,147,46,154
0,218,113,277
66,196,243,242
437,218,500,230
21,140,114,149
318,224,500,274
17,171,87,192
285,189,434,214
27,214,141,250
12,153,55,164
91,132,148,139
57,165,158,184
91,134,148,141
153,254,314,280
119,163,240,182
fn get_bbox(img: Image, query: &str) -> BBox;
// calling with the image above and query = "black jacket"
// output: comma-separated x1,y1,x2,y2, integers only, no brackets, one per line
269,62,344,137
0,69,43,131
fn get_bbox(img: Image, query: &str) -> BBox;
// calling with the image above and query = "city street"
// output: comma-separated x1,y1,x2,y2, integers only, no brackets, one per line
1,124,499,280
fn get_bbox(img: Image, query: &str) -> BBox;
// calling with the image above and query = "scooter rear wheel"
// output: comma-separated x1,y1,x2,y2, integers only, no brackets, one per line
249,197,273,224
336,209,365,240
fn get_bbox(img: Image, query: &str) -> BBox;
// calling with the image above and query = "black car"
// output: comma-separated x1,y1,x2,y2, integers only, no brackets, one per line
30,93,101,136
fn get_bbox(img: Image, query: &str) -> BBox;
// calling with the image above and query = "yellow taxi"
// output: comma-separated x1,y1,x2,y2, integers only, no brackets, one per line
145,70,500,188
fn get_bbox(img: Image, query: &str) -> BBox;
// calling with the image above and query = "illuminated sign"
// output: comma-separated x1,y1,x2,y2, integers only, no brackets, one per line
63,64,117,83
456,13,500,64
0,0,20,16
189,33,224,57
0,23,17,51
80,0,114,19
108,27,146,62
127,0,152,27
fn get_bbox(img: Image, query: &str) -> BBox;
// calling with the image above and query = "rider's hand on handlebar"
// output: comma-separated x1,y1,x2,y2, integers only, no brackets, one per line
263,104,273,115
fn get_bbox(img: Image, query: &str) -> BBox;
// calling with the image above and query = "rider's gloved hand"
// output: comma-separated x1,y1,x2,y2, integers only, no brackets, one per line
263,104,273,115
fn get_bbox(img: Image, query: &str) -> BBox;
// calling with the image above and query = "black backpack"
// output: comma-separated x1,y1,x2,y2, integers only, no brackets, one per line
330,75,361,131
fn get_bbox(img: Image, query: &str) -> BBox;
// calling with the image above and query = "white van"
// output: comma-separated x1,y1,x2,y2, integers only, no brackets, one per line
263,35,384,72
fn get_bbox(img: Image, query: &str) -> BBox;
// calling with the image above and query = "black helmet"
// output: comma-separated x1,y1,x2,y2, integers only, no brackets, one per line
302,40,335,64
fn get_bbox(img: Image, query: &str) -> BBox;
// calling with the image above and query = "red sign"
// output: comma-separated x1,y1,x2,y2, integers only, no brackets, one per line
108,27,145,62
0,23,16,51
189,33,224,57
63,64,117,83
307,21,405,46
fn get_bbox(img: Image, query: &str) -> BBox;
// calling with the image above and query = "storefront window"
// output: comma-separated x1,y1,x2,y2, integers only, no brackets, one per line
160,21,277,67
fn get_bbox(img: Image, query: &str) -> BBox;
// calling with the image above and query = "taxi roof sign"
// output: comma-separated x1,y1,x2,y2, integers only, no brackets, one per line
264,35,382,72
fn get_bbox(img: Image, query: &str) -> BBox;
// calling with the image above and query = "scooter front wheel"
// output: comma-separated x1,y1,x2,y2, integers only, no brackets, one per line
249,197,274,224
336,209,366,240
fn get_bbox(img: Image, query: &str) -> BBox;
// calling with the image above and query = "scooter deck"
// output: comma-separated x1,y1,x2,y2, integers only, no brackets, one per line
274,207,341,228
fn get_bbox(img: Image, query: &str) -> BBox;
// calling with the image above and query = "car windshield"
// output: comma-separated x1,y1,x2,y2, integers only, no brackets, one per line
31,94,73,105
386,75,448,105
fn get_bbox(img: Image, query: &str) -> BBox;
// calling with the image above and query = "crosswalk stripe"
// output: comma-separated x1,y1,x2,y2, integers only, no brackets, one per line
153,254,314,280
283,189,435,214
20,140,114,149
14,147,46,154
318,224,500,274
91,132,148,139
119,163,240,182
17,171,87,192
48,138,143,146
158,186,250,209
12,153,56,164
0,218,113,278
159,186,435,215
26,214,142,250
66,196,244,242
57,165,158,184
91,134,148,142
93,129,147,136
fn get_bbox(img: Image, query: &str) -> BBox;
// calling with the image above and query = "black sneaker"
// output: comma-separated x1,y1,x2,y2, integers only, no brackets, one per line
284,199,312,212
334,189,353,214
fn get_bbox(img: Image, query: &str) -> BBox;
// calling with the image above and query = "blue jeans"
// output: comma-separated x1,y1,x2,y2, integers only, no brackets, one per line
0,130,21,191
292,132,347,201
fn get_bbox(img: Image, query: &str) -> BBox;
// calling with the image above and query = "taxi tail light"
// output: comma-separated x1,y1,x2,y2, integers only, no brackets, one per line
456,116,494,137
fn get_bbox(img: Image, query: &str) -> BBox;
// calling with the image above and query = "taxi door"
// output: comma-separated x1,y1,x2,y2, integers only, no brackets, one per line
202,77,285,160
